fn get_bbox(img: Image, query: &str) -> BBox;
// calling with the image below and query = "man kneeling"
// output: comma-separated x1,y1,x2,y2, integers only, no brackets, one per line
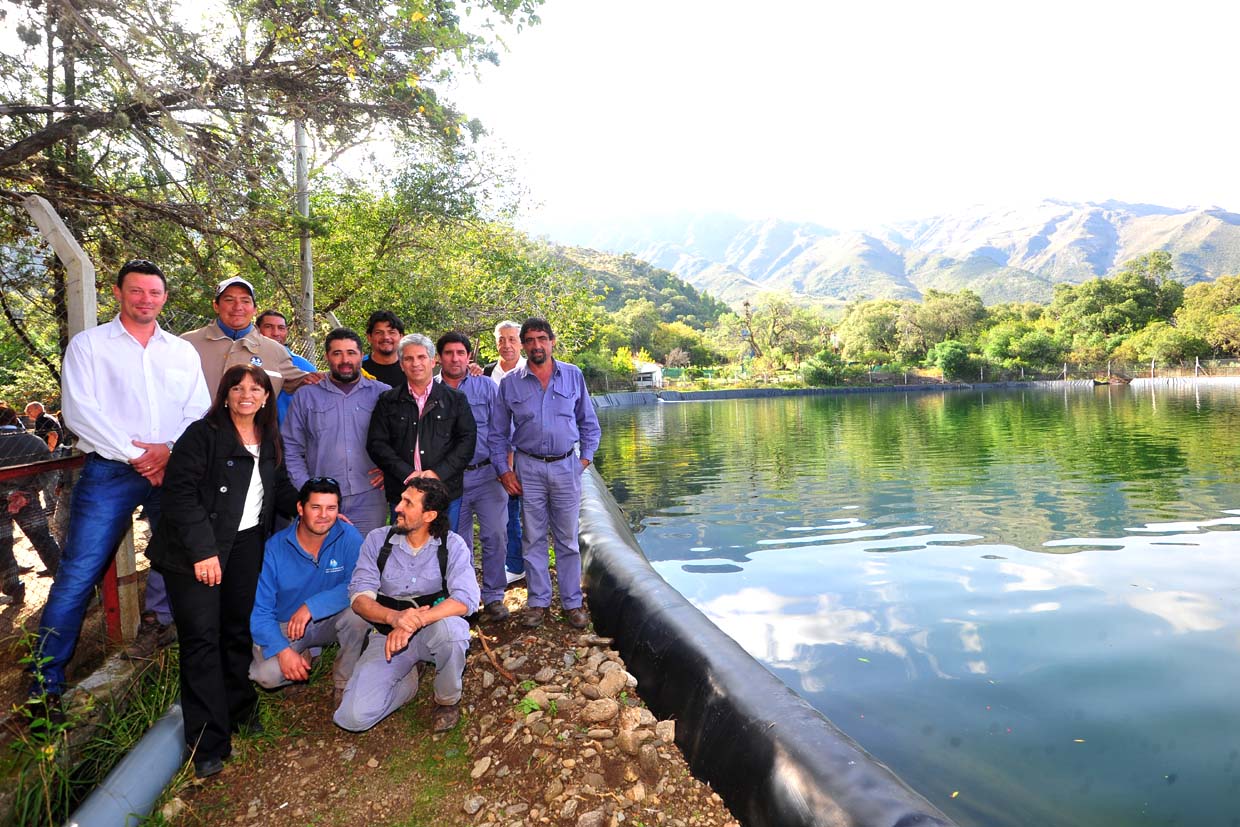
334,477,479,733
249,478,368,700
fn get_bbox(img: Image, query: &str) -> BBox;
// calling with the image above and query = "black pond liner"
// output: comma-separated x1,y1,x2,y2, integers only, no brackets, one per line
578,468,957,827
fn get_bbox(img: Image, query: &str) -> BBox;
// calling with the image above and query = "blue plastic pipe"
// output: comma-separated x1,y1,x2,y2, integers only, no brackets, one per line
64,700,184,827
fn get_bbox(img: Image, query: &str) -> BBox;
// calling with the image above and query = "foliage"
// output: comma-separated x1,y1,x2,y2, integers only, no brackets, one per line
926,340,974,380
801,348,850,386
1111,322,1212,364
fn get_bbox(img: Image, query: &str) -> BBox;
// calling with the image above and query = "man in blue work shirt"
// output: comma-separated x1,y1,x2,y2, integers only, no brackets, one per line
249,478,368,702
436,332,511,623
488,317,601,630
256,309,318,425
282,328,390,535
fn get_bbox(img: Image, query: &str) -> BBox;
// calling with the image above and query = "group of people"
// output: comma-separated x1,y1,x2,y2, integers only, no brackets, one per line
27,257,602,779
0,401,64,604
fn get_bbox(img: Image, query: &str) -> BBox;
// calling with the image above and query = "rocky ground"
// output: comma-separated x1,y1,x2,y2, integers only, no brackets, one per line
165,582,743,827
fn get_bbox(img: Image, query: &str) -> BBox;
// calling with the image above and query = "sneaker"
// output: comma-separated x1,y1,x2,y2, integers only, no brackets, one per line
431,702,461,733
505,569,526,586
565,607,590,630
123,611,176,660
521,607,545,629
481,601,511,623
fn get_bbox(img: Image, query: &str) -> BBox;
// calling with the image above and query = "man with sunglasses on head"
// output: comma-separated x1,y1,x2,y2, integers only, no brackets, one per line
30,259,210,719
249,477,368,704
282,328,390,536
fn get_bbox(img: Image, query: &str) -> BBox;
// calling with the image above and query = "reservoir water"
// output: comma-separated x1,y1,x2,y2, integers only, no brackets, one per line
594,384,1240,827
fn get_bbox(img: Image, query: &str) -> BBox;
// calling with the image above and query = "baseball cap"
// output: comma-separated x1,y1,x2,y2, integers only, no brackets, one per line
215,276,256,299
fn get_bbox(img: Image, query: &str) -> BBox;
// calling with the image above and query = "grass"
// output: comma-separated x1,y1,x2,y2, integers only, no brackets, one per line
384,693,471,827
4,641,181,826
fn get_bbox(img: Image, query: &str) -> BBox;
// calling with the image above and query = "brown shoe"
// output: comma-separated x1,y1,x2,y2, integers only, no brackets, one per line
431,702,461,732
521,607,545,628
481,601,510,623
565,606,590,629
123,611,176,660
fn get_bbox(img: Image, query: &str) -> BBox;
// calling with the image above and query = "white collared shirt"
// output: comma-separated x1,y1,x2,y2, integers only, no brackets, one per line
61,315,211,461
490,356,525,385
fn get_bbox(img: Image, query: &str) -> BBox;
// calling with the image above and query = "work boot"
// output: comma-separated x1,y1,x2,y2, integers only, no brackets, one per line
431,702,461,732
565,606,590,629
123,611,176,659
481,601,510,623
521,607,545,629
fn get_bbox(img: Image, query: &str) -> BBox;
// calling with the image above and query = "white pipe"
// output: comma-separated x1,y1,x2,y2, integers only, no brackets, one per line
64,701,184,827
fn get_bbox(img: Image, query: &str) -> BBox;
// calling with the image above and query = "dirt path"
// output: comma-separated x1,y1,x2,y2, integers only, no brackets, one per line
168,583,741,827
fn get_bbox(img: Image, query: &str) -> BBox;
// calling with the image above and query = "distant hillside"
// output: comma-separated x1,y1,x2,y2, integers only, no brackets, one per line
548,245,729,326
548,201,1240,305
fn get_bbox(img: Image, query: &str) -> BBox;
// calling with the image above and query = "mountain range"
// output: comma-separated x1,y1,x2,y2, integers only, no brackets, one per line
544,201,1240,306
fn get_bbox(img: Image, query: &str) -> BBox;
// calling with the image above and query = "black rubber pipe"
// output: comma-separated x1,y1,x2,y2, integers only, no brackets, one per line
579,468,957,827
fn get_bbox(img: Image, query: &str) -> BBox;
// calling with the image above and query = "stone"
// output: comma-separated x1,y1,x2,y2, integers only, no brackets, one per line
577,809,607,827
505,803,529,816
471,756,492,779
464,796,487,815
561,799,579,820
626,672,640,690
482,671,495,689
587,728,614,740
525,688,550,710
581,698,620,723
583,772,606,789
340,746,357,762
581,747,598,758
639,744,660,775
597,670,627,699
496,766,510,778
545,778,564,803
562,758,577,769
616,730,642,756
580,684,602,700
580,634,614,646
623,766,638,782
617,706,642,732
530,721,551,737
597,660,621,676
628,782,646,803
534,665,557,683
366,757,380,768
503,655,528,671
638,708,656,726
655,720,676,744
160,798,187,821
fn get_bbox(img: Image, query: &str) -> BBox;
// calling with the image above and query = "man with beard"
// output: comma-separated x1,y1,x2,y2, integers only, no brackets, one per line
282,329,390,536
489,318,600,630
249,478,368,704
436,332,510,622
361,310,406,389
333,477,478,733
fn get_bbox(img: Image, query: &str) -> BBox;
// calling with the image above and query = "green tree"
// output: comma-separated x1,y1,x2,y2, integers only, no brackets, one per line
927,340,974,380
835,298,906,360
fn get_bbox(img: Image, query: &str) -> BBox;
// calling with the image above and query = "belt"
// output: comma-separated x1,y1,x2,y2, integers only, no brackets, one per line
518,449,574,463
465,458,491,471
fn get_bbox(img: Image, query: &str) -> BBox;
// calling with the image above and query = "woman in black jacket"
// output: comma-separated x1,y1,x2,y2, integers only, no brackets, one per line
148,364,298,778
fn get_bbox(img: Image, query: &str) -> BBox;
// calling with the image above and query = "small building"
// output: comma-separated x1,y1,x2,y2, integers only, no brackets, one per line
634,361,664,389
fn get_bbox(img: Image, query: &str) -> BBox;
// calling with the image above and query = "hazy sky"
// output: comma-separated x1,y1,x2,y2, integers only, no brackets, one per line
452,0,1239,232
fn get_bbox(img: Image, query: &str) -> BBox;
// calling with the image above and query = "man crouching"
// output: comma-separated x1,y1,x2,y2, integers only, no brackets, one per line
249,478,369,702
334,477,479,733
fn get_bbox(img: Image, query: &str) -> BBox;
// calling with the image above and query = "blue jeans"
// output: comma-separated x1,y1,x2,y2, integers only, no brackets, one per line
505,495,524,574
447,497,462,535
33,455,162,695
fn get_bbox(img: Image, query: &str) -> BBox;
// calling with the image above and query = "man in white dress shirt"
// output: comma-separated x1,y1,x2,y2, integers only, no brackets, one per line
29,259,209,717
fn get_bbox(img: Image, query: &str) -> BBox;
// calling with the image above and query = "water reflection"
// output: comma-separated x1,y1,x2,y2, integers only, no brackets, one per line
597,385,1240,827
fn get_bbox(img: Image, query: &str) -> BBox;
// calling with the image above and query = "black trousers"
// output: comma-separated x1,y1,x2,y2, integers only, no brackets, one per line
164,526,264,762
0,496,62,587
